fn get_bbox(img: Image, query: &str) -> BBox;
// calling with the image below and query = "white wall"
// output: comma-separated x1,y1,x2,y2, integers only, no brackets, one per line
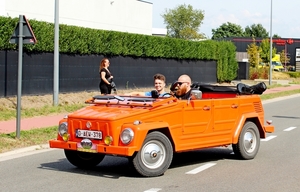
0,0,6,16
2,0,153,35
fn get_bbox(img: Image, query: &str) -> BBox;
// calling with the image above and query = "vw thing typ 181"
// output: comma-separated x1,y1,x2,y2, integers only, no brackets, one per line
49,82,274,177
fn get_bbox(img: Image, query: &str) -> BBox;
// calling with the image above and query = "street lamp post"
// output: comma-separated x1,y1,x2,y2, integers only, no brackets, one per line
54,0,59,106
269,0,273,85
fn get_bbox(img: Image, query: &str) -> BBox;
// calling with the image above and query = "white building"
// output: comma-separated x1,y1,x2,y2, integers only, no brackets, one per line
0,0,154,35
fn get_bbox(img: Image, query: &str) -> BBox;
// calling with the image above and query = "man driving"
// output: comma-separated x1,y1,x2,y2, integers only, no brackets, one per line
172,74,192,99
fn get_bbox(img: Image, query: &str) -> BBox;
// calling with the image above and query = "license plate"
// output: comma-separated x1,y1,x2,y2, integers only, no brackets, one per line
76,129,102,140
77,142,97,153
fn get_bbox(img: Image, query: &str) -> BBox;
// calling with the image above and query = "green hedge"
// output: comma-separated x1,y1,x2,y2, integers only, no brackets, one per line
0,16,238,82
286,72,300,78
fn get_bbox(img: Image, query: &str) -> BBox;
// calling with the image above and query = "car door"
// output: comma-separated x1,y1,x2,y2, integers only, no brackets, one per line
176,99,213,151
212,98,239,143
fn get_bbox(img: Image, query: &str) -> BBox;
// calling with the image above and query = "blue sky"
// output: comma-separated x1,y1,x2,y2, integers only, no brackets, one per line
147,0,300,39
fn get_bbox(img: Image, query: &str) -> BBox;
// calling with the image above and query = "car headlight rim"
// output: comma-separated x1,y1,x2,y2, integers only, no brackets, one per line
58,122,68,137
120,128,134,145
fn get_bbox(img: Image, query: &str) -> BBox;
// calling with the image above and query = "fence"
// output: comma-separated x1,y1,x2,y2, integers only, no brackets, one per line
0,51,219,97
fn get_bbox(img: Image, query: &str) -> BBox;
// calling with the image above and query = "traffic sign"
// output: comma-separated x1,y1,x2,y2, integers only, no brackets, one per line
10,15,37,44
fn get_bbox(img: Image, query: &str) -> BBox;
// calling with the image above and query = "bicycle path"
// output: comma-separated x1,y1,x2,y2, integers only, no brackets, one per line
1,84,300,134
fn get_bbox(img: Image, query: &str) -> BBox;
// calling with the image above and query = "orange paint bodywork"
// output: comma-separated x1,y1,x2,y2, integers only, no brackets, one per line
49,92,274,157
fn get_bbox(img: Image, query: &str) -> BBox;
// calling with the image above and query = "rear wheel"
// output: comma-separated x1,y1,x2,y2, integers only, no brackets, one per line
232,121,260,160
64,150,105,168
132,131,173,177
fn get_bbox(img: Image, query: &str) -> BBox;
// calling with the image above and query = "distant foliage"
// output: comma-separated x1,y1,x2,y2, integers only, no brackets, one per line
287,72,300,78
162,4,205,40
213,22,281,39
0,16,237,82
247,38,262,68
260,39,276,64
249,68,269,80
244,24,269,38
279,49,290,66
212,22,244,40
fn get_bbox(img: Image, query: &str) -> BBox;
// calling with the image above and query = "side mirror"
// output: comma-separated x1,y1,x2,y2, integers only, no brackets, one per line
190,89,202,100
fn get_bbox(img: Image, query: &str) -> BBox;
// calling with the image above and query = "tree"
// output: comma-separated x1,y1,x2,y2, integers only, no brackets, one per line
273,34,281,38
162,4,205,40
244,24,269,38
211,22,244,39
247,38,262,68
279,49,290,67
260,39,277,64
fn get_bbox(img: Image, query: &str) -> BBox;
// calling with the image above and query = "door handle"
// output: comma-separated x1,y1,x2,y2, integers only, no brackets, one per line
231,104,238,108
203,106,210,110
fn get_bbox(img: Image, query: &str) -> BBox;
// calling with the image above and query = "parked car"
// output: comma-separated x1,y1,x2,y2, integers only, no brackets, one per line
272,61,284,71
49,83,274,177
287,65,296,71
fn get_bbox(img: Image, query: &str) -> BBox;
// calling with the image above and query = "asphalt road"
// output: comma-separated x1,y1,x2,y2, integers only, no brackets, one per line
0,95,300,192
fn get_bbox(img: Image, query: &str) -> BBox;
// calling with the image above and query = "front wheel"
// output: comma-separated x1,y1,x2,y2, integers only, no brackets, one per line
64,150,105,168
132,131,173,177
232,121,260,160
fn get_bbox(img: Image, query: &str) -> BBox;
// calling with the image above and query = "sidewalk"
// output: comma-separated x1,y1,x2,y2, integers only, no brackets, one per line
263,84,300,94
0,114,66,134
0,84,300,134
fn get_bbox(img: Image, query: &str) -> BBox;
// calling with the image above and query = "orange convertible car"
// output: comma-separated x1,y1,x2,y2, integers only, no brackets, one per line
49,82,274,177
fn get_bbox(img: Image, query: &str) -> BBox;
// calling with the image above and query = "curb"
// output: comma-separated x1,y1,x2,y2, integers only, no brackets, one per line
262,93,300,105
0,144,54,162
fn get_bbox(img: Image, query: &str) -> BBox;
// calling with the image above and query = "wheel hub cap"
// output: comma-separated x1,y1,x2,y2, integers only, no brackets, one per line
141,141,166,169
244,131,256,153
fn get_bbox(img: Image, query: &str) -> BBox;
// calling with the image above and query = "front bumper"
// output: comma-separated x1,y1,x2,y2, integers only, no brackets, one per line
264,125,275,133
49,139,137,156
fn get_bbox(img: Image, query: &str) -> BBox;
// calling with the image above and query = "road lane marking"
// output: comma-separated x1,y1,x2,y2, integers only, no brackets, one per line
185,163,216,174
261,135,277,141
284,127,297,131
144,188,162,192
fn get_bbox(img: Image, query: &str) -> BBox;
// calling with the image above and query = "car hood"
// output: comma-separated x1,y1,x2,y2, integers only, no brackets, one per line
68,96,178,121
68,104,149,120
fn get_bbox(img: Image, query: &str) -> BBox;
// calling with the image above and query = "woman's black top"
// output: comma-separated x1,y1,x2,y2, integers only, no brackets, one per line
99,68,112,94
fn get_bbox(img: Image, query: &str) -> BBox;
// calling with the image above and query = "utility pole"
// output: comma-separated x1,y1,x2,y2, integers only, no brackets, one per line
53,0,59,106
269,0,273,85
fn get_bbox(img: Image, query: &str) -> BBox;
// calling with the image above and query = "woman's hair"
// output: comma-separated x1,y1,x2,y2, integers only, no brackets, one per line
99,58,108,71
153,73,166,83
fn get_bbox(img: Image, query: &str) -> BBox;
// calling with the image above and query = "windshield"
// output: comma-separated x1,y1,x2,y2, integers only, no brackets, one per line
272,61,283,66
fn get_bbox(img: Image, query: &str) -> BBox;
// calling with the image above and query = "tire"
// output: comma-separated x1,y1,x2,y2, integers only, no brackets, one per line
64,150,105,168
232,121,260,160
132,131,173,177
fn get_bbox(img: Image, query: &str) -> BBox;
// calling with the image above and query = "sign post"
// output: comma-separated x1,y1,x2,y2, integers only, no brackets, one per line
10,15,37,138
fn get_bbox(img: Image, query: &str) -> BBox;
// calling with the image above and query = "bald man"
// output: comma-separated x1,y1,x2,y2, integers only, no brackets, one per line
175,74,192,99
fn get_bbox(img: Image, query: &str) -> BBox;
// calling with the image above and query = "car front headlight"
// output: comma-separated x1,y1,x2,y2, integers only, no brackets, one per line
120,128,134,145
58,122,68,137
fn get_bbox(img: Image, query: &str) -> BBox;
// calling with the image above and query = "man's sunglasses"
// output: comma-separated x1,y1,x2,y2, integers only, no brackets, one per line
177,82,189,86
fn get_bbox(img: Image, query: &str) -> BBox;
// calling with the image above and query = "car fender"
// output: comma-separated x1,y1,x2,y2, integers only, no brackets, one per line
124,121,172,152
232,112,263,144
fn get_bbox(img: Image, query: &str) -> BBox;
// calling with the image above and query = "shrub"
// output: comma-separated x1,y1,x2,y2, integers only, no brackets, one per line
249,67,269,80
287,72,300,78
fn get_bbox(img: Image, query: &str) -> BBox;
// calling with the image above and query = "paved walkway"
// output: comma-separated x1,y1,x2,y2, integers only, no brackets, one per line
1,84,300,134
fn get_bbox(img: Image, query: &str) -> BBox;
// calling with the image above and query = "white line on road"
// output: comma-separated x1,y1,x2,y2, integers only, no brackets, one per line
185,163,216,175
284,127,297,131
261,135,277,141
144,188,162,192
